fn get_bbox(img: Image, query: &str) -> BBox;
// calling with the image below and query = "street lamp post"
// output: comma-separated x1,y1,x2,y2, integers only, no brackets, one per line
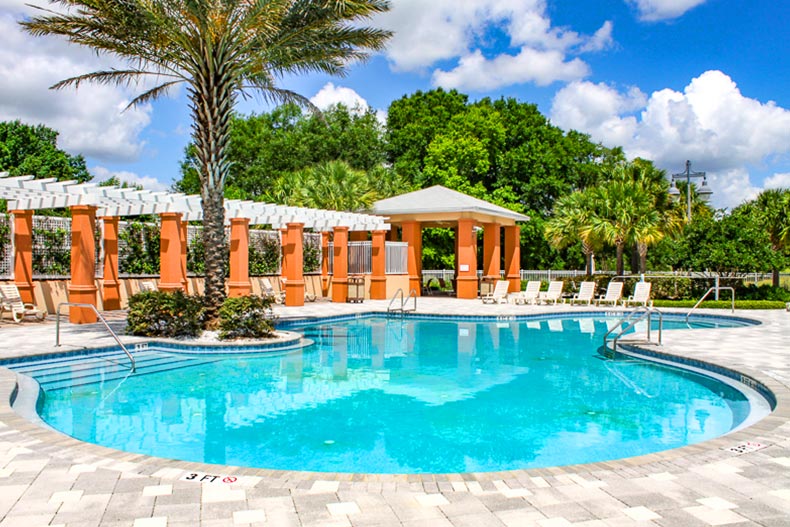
668,160,712,221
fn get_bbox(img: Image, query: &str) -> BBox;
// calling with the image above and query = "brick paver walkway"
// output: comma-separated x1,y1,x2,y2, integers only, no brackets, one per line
0,298,787,526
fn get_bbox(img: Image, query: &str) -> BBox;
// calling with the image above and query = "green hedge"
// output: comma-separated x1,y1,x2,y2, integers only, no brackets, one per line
652,299,786,310
218,295,276,340
126,290,204,337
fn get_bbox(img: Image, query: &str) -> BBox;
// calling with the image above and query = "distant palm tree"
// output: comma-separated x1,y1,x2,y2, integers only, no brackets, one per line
22,0,391,321
751,188,790,286
545,190,600,274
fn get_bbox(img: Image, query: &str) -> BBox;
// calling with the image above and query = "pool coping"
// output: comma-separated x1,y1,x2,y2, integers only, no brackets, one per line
0,308,787,487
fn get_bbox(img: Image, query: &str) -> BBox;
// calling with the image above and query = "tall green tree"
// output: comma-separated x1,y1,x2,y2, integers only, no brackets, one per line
545,190,601,274
24,0,391,320
740,189,790,286
0,120,90,182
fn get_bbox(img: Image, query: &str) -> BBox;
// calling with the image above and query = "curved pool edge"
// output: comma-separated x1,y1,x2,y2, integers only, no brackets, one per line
0,309,787,486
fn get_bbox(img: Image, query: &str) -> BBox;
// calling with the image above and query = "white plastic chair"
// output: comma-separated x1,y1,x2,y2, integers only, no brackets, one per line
511,280,541,305
0,283,46,322
596,282,624,307
261,278,286,304
482,280,510,304
540,281,564,305
623,282,653,307
569,281,596,305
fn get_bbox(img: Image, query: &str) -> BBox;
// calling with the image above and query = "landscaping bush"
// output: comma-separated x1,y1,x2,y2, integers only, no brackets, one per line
735,284,790,302
218,295,276,340
652,299,786,310
126,290,204,338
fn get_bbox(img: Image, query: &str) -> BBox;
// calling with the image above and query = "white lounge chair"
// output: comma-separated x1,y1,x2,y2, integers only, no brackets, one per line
569,281,596,305
139,280,157,292
622,282,653,307
482,280,510,304
540,281,564,305
510,280,541,305
596,282,624,307
0,283,46,322
261,278,286,304
281,277,317,302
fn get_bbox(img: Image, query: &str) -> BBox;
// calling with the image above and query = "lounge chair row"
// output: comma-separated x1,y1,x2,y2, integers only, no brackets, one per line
0,283,46,322
483,280,653,307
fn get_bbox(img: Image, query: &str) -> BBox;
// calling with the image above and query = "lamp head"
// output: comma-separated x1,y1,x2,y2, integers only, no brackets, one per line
697,177,713,202
668,179,681,198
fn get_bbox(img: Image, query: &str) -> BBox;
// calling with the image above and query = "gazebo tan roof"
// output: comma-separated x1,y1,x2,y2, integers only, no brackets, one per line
372,185,529,226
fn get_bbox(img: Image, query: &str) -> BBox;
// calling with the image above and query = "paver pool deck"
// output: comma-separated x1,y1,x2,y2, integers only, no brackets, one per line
0,298,788,527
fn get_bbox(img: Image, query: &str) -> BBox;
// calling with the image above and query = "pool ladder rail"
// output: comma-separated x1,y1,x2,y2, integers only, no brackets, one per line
686,286,735,323
603,306,663,359
387,288,417,315
55,302,135,373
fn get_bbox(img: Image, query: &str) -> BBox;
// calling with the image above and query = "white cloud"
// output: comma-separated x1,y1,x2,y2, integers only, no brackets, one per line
0,4,153,162
550,70,790,209
628,0,708,21
310,83,370,113
374,0,611,90
764,173,790,190
91,166,168,192
432,48,589,90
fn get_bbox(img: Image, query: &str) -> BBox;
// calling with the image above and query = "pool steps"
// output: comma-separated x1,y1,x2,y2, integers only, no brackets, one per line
13,351,214,392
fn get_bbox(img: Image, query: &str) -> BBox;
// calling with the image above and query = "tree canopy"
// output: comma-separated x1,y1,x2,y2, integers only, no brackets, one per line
0,120,90,182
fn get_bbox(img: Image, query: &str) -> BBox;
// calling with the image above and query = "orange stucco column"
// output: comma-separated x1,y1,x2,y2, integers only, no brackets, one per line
10,210,34,305
401,221,422,296
370,230,387,300
483,223,501,280
349,231,367,242
456,219,478,299
68,205,98,323
321,231,331,296
180,221,189,293
332,226,349,303
159,212,184,293
279,228,288,280
101,216,121,310
283,222,305,306
504,225,521,293
228,218,251,297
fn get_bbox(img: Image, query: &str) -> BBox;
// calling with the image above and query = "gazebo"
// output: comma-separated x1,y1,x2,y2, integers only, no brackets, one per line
372,186,529,299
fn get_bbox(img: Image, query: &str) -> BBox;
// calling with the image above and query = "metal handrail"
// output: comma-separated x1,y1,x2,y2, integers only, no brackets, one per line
686,286,735,322
387,288,418,314
56,302,135,372
387,288,405,312
604,306,663,355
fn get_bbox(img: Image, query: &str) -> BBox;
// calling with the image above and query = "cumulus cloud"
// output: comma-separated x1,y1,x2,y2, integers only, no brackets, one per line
628,0,708,21
374,0,611,90
91,166,168,192
0,3,153,162
310,83,370,113
550,70,790,209
764,173,790,190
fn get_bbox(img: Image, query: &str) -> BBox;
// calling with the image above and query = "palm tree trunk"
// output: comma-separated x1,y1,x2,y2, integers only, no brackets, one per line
772,268,780,288
616,243,625,277
637,242,648,274
189,45,236,324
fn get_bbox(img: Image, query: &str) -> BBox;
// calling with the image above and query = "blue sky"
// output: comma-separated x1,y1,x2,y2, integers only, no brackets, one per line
1,0,788,209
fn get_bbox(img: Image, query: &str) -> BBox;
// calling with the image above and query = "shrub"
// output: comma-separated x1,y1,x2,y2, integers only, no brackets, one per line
652,299,786,310
735,284,790,302
218,295,276,340
126,290,204,338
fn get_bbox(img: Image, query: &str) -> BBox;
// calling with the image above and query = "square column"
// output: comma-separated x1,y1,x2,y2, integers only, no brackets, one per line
332,226,349,303
101,216,121,310
483,223,501,280
370,230,387,299
321,231,330,297
159,212,184,293
401,221,422,296
504,225,521,293
10,210,34,305
68,205,98,323
283,222,305,306
228,217,251,297
456,219,478,299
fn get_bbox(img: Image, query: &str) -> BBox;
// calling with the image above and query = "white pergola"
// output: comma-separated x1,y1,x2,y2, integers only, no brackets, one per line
0,172,390,231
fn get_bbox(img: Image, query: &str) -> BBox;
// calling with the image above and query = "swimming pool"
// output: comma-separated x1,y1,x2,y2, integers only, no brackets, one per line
7,313,772,474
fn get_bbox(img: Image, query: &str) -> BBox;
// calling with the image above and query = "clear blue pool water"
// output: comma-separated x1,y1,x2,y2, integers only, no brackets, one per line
11,314,769,473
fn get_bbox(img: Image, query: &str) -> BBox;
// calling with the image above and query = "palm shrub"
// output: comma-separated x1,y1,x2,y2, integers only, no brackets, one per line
22,0,392,323
127,290,204,338
218,295,275,340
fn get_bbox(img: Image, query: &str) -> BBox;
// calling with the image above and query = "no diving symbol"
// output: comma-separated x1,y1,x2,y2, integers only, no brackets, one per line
222,476,237,484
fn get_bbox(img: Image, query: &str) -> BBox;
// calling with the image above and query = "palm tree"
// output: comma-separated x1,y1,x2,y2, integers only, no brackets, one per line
545,190,600,274
751,189,790,286
22,0,391,321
